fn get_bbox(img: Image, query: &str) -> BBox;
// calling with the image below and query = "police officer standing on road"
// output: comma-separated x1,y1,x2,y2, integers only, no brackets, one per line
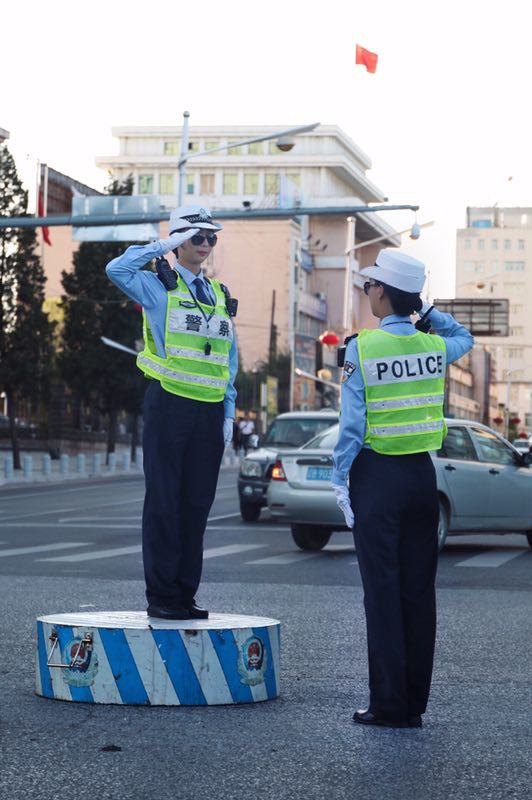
106,206,238,620
332,249,474,729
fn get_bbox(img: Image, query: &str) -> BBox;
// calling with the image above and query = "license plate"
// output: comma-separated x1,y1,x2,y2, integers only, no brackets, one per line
306,466,332,480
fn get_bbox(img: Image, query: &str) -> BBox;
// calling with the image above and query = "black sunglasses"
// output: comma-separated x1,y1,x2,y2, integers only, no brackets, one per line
190,233,218,247
363,280,381,295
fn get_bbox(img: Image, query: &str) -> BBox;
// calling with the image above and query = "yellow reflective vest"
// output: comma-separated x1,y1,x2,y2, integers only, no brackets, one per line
357,328,447,455
137,277,233,403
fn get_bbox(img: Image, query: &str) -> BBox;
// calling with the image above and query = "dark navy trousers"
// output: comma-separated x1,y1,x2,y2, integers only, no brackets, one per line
349,448,439,722
141,381,225,608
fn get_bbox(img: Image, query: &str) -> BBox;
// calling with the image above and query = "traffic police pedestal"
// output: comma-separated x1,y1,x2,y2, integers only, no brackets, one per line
36,611,280,706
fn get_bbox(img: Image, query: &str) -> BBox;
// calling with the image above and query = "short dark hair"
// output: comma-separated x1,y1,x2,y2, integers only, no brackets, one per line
381,283,423,315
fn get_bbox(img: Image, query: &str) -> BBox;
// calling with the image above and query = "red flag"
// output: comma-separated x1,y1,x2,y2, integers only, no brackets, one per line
38,188,52,246
356,44,378,74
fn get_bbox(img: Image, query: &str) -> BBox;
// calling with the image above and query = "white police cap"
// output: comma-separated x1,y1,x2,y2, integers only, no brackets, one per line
169,205,223,234
360,249,426,293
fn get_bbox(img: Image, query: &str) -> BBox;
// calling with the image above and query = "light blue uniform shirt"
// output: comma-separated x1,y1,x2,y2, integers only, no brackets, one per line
331,308,475,486
106,241,238,419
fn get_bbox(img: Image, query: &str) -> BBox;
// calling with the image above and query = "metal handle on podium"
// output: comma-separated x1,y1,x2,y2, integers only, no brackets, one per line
47,630,93,669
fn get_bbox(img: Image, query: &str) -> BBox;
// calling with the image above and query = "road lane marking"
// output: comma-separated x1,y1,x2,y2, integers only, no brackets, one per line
455,549,527,568
5,523,139,529
0,542,91,557
247,552,319,565
203,544,265,559
38,545,143,562
58,517,141,523
207,513,242,521
206,525,284,531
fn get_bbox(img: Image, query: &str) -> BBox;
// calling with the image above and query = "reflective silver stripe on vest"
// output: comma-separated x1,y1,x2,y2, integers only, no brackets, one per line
166,346,229,366
137,356,227,389
363,351,445,386
367,394,445,411
370,420,445,436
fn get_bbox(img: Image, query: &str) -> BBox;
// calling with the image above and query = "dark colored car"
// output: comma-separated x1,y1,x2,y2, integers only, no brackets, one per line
237,410,339,521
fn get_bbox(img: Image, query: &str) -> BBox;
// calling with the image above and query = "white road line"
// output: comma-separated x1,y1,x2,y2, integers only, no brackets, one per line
5,523,139,529
58,517,141,523
0,506,79,522
247,552,319,565
38,545,142,563
455,549,526,568
203,544,265,559
206,524,283,531
207,513,242,521
0,542,91,558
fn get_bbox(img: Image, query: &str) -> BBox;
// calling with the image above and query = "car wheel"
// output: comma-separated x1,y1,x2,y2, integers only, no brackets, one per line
240,502,261,522
526,531,532,550
291,524,331,551
437,499,449,551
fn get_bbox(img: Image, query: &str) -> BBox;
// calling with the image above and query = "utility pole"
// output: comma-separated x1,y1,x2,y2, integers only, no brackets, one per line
268,289,277,372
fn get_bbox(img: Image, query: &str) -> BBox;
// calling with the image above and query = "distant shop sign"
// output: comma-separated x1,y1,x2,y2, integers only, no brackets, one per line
434,298,509,336
72,196,160,241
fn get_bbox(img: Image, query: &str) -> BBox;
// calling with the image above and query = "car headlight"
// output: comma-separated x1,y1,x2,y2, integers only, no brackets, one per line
240,461,263,478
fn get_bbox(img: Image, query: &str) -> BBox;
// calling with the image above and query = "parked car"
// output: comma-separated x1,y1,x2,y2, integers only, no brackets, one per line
237,410,339,521
267,419,532,551
512,438,531,455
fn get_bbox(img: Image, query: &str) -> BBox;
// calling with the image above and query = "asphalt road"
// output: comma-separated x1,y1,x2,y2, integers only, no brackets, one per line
1,470,531,800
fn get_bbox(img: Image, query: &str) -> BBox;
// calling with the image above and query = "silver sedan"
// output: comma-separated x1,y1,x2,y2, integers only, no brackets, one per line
267,419,532,551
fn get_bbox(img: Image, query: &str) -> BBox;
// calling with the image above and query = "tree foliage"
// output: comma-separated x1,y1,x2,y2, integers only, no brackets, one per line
59,176,145,457
0,144,55,468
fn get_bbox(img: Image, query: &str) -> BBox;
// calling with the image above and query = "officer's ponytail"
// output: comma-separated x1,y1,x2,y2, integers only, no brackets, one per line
382,284,423,316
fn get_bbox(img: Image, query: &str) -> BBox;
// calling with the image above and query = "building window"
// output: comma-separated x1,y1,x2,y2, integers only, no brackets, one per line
287,173,301,187
249,142,263,155
159,174,175,195
518,239,525,250
268,141,280,154
509,327,524,337
504,261,525,271
265,173,280,194
200,174,215,194
244,174,259,194
491,239,498,250
477,239,485,250
188,141,199,153
223,173,238,194
508,348,524,359
185,174,194,195
138,174,154,194
164,141,179,155
464,239,471,250
510,304,523,314
504,239,511,250
228,143,245,155
204,140,219,151
463,261,475,272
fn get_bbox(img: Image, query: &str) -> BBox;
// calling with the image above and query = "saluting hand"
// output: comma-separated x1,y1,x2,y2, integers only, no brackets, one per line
158,228,201,254
333,484,355,529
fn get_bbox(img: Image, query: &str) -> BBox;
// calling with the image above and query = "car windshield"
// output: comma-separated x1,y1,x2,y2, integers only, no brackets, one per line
263,417,337,448
302,424,340,450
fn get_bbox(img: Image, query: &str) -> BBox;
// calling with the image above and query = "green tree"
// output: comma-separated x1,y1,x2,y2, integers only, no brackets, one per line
59,176,145,460
0,144,55,469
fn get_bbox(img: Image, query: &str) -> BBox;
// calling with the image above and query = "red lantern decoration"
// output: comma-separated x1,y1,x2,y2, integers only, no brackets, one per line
319,330,340,347
492,416,504,425
510,417,521,425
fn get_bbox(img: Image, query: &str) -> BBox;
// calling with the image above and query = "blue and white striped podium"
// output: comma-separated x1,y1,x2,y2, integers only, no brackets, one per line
36,611,280,706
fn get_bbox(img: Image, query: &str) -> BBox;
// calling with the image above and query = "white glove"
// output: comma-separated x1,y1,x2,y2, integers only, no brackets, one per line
333,484,354,528
223,418,234,447
158,228,200,254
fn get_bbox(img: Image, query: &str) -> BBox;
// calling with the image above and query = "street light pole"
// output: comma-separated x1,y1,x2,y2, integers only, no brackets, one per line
177,110,190,205
176,114,320,206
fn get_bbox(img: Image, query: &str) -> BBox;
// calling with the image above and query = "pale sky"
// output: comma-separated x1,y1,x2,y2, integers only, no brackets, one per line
4,0,531,299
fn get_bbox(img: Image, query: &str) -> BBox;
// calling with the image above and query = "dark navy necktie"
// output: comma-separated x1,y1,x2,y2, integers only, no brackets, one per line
193,277,212,306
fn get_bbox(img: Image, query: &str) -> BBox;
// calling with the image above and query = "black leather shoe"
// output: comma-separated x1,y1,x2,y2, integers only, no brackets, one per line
353,709,410,729
409,715,423,728
187,602,209,619
147,605,190,620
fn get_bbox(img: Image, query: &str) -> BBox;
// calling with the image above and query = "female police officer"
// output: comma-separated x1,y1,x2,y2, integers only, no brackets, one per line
106,206,237,621
332,249,473,728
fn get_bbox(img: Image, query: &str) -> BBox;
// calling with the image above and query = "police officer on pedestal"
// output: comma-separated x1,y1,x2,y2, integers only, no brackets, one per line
106,206,237,620
332,249,474,728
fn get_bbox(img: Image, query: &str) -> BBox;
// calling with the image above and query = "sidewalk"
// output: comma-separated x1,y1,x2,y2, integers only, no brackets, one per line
0,446,242,488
